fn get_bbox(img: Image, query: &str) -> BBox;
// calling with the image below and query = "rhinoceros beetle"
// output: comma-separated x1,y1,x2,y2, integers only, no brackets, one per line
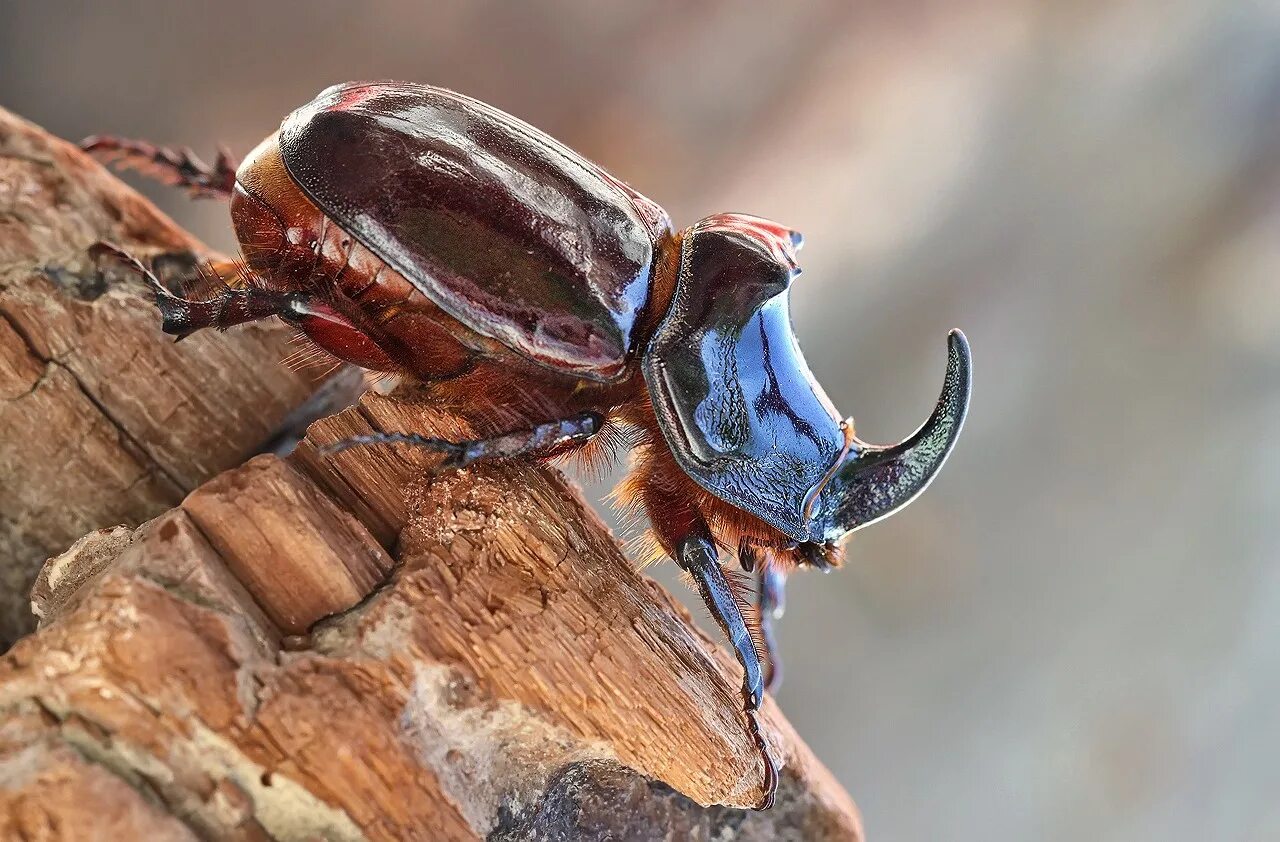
86,81,971,809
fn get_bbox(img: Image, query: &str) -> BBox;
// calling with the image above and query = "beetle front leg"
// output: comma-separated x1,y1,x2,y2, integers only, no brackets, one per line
738,541,785,693
82,135,237,198
678,527,780,810
758,564,787,694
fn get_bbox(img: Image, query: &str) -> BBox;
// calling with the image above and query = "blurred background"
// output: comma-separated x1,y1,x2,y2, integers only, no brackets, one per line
3,1,1277,838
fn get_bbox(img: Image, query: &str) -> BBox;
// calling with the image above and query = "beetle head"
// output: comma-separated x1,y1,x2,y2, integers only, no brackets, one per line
643,212,969,551
813,329,971,543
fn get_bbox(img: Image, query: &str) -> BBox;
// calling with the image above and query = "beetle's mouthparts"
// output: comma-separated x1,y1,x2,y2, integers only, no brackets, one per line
819,329,971,541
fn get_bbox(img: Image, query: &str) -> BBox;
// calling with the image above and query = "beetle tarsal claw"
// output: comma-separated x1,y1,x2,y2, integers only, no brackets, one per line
819,329,971,540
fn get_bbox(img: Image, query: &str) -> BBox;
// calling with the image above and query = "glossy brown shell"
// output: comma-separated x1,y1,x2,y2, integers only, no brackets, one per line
277,81,673,381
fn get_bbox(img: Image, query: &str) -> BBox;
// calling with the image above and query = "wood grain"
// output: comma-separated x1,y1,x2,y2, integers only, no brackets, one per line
0,390,863,840
0,106,353,644
0,109,862,840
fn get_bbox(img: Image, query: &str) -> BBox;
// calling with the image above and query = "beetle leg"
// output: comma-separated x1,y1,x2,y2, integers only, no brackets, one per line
758,563,788,694
678,528,780,810
320,411,604,470
82,135,237,198
737,541,783,694
95,243,411,371
91,243,295,338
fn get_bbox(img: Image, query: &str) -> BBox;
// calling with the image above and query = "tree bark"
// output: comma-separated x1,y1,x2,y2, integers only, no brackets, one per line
0,111,863,840
0,106,358,645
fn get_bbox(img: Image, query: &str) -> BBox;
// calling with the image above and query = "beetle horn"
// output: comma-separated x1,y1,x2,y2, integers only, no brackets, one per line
817,329,971,541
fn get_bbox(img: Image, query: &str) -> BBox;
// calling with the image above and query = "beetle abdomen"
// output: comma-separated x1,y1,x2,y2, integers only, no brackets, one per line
276,82,673,381
230,133,492,380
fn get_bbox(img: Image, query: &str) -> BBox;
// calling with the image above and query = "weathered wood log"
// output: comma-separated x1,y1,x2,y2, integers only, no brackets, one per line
0,107,357,645
5,393,862,839
0,109,862,839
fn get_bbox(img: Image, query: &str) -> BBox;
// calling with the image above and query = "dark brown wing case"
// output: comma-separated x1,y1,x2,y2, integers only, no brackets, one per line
278,81,672,380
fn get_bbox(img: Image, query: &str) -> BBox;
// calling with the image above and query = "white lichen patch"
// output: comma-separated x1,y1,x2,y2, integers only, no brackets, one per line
182,724,366,842
401,663,618,834
0,743,51,789
31,524,134,623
